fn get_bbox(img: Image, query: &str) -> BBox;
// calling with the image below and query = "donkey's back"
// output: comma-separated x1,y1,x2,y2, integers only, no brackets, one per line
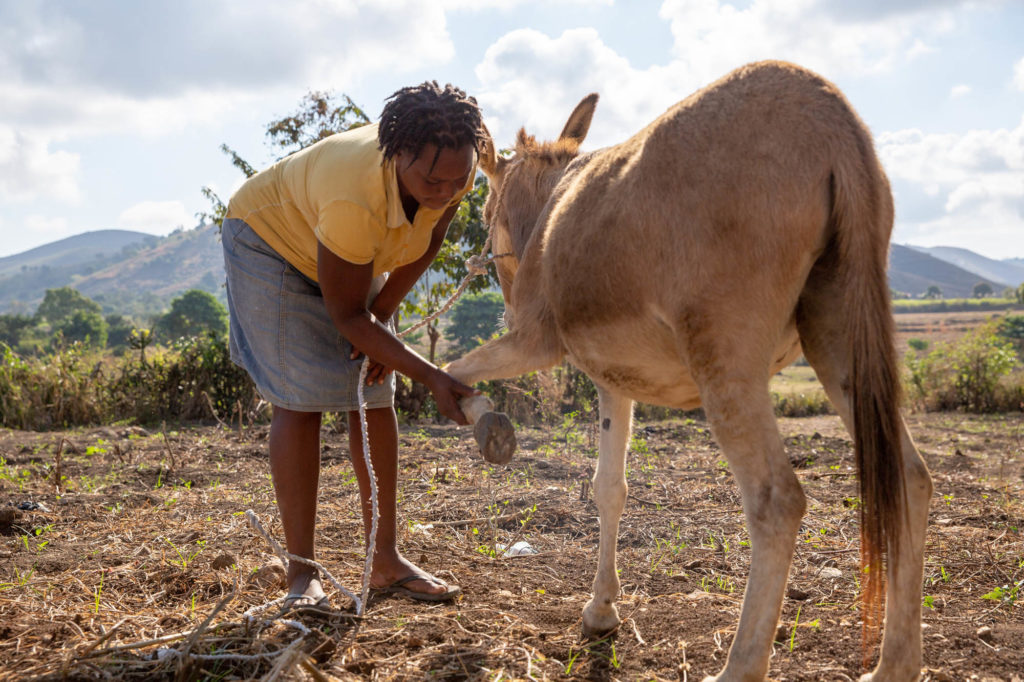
543,61,877,407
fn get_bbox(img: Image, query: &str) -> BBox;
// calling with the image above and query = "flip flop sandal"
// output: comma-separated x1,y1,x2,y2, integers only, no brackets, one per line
281,592,331,611
373,574,462,602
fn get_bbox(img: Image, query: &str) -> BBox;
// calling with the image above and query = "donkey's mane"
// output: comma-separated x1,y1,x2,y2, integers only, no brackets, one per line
515,129,579,165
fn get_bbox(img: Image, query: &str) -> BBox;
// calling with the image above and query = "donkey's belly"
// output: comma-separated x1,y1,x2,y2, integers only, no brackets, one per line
562,315,701,409
563,318,802,409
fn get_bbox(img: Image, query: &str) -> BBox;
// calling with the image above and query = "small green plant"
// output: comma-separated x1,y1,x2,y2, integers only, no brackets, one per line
94,571,104,614
923,595,936,609
164,537,206,570
982,579,1022,606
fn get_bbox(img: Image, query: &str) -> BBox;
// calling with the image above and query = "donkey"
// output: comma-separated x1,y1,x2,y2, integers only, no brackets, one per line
450,60,932,681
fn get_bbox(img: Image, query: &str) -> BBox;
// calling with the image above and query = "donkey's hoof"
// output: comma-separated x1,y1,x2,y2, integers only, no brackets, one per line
474,411,516,465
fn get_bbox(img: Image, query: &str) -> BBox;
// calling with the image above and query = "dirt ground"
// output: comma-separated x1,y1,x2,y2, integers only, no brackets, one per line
1,410,1022,681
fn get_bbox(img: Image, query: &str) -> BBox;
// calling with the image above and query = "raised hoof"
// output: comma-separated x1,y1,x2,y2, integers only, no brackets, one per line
474,411,516,465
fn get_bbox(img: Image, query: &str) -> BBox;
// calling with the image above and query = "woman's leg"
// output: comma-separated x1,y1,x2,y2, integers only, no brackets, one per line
348,406,453,596
269,405,327,603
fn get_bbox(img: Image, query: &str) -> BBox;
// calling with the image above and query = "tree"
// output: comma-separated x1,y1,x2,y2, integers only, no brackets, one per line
973,282,994,298
924,285,943,300
200,90,371,228
55,310,108,348
105,314,135,350
0,314,33,348
265,91,370,159
444,291,505,356
156,290,228,340
399,177,499,363
36,287,101,324
1018,282,1024,304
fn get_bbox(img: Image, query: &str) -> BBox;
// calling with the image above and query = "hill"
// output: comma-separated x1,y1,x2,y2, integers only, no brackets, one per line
907,245,1024,288
888,244,1003,298
0,229,156,279
0,228,1011,318
0,225,223,319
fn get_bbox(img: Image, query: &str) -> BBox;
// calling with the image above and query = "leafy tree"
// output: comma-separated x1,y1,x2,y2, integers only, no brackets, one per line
200,90,370,227
400,177,499,362
265,91,370,159
105,314,135,350
36,287,101,324
1017,282,1024,304
973,282,994,298
924,285,942,300
0,314,33,348
156,290,228,340
444,291,505,356
55,310,108,348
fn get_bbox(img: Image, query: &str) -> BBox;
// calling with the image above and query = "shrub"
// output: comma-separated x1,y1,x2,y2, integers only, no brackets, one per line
905,320,1021,412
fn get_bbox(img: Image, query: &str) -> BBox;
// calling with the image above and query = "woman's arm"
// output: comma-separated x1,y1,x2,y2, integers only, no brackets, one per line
317,231,475,424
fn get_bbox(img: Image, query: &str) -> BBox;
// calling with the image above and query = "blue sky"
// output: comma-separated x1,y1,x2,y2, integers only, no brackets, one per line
1,0,1022,259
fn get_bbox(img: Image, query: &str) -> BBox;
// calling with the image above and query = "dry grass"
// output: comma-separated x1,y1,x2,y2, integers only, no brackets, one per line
1,413,1022,680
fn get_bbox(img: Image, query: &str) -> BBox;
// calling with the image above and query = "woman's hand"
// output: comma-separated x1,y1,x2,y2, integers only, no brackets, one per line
350,345,394,385
425,370,479,425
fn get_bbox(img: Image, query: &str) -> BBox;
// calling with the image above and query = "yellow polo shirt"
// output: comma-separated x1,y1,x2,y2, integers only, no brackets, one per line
226,123,474,282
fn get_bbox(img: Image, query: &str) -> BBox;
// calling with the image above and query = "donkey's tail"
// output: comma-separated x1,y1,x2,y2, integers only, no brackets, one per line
830,133,905,653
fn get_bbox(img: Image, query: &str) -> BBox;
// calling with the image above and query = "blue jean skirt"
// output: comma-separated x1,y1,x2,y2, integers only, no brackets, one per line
221,217,395,412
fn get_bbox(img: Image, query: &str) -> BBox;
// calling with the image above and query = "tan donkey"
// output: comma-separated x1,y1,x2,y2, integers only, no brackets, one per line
451,61,933,681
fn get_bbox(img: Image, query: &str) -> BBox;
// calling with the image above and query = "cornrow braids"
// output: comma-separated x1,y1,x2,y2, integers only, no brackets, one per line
378,81,485,170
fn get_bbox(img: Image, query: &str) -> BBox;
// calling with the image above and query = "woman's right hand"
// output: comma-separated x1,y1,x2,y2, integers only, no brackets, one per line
426,370,479,425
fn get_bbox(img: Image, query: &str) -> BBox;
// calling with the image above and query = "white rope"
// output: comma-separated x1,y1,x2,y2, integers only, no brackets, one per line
245,510,362,613
356,357,378,616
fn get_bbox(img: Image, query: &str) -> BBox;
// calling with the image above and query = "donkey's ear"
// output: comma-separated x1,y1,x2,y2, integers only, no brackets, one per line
478,122,508,181
558,93,599,147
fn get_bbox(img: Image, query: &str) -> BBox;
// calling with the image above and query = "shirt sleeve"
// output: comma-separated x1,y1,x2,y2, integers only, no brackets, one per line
314,199,387,265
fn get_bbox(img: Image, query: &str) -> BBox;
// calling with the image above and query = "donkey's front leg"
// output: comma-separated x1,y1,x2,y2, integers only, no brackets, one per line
581,387,634,637
446,327,565,465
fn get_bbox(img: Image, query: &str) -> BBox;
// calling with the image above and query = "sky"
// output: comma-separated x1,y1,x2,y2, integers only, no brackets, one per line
1,0,1022,260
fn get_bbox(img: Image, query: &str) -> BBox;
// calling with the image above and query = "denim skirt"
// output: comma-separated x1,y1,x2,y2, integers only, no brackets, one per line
221,217,395,412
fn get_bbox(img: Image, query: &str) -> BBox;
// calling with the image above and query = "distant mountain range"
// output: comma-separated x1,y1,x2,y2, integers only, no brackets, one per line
0,225,224,319
0,227,1019,318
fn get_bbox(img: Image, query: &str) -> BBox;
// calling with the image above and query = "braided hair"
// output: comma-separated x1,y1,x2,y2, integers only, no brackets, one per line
378,81,484,170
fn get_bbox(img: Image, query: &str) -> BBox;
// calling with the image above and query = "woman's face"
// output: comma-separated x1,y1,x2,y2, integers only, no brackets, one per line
395,143,475,211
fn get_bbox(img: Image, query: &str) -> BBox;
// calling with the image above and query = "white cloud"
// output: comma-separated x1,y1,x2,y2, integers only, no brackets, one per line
879,116,1024,258
476,28,684,146
1014,56,1024,91
0,1,455,139
118,201,192,236
474,0,964,150
658,0,956,82
0,128,79,202
950,84,971,98
24,214,69,237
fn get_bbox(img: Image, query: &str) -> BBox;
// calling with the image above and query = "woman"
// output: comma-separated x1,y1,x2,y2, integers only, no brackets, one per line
222,82,485,605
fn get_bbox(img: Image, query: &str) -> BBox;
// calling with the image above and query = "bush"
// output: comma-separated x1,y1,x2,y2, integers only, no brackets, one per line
905,320,1022,412
0,334,259,430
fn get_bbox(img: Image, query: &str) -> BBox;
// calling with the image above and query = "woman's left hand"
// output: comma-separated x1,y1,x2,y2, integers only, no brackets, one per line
350,345,395,385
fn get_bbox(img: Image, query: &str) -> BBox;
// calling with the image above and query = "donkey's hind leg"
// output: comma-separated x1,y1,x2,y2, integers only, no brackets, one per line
695,371,806,681
581,386,633,637
798,280,932,682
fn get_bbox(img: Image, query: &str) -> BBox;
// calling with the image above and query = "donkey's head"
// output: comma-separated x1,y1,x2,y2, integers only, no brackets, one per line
479,94,599,303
